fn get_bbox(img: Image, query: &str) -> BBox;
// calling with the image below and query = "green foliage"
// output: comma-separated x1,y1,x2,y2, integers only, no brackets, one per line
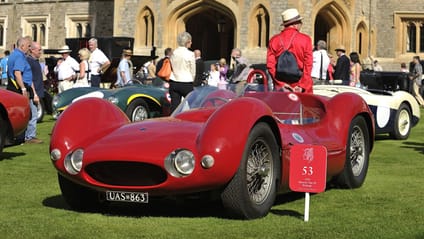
1,111,423,239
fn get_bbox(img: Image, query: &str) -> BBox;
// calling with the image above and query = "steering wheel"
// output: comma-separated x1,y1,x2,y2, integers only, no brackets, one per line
247,69,269,92
202,97,229,107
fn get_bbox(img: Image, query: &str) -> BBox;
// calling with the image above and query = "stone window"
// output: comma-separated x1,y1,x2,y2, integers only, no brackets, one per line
136,8,154,47
395,12,424,54
22,16,48,47
0,18,5,47
65,15,93,38
249,5,269,48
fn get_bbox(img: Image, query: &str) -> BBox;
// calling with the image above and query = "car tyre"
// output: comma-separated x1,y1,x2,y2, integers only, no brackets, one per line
125,98,150,122
390,103,411,140
58,174,102,211
221,122,280,219
336,116,370,188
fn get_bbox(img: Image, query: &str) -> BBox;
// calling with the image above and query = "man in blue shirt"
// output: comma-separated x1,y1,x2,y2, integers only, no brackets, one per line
7,36,42,144
7,36,32,96
0,50,10,86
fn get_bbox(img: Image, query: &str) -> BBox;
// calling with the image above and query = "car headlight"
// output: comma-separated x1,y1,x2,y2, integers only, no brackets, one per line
165,149,195,177
64,149,84,175
50,148,61,161
107,96,119,105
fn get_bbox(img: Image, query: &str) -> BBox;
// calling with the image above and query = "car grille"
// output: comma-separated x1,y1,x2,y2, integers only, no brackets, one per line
85,161,167,186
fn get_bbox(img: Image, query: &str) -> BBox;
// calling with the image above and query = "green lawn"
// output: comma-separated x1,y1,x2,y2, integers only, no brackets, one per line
1,110,423,239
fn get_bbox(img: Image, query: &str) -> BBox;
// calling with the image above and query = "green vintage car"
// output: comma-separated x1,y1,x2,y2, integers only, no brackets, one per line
52,83,171,121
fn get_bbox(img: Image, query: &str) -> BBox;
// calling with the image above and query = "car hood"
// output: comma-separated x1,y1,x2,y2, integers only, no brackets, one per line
81,117,204,165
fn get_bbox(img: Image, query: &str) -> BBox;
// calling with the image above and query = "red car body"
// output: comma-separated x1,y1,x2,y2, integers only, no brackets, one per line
0,89,30,152
50,86,375,219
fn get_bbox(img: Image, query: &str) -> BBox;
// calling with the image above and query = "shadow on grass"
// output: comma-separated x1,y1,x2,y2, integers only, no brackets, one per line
0,151,26,160
270,192,305,219
43,191,307,220
401,141,424,155
43,194,228,219
375,134,393,140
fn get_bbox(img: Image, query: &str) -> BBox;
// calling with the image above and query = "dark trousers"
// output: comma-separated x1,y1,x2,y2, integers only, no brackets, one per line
169,81,193,112
90,75,101,87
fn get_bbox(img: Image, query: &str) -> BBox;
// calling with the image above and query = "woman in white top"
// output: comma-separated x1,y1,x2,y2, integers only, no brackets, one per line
74,48,91,87
169,32,196,112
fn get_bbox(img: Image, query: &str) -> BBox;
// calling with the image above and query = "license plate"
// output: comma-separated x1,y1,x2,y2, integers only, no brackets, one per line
106,191,148,203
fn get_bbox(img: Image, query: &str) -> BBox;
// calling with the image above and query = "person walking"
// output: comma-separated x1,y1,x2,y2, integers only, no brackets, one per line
88,38,110,87
410,56,424,106
169,32,195,112
266,8,313,93
333,45,351,85
311,40,330,85
25,41,44,144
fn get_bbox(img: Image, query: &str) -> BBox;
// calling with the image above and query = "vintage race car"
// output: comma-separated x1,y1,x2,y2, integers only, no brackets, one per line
0,89,30,152
52,83,171,121
313,85,421,140
50,85,375,219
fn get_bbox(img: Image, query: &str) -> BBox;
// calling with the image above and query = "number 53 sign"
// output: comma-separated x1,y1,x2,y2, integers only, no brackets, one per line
289,144,327,193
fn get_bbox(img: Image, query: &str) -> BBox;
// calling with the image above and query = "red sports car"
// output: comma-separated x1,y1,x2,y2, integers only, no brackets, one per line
50,85,375,219
0,89,30,152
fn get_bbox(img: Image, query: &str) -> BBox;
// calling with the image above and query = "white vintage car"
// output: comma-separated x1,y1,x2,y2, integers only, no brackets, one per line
313,85,421,140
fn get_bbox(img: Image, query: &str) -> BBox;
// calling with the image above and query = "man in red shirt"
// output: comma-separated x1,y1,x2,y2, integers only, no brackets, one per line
267,8,313,93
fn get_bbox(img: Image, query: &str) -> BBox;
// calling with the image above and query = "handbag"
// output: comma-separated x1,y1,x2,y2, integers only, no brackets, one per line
157,58,172,81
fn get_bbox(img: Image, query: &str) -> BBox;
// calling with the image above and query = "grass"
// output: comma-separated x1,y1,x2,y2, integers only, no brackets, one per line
1,109,423,239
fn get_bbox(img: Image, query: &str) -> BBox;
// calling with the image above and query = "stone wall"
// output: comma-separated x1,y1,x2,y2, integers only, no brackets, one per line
0,0,113,51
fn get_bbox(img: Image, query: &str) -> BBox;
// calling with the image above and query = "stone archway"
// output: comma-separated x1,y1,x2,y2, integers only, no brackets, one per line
166,1,235,61
312,2,352,54
186,9,234,61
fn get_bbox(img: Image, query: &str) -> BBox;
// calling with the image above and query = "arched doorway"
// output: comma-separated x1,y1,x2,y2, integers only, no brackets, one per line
186,9,234,61
314,14,330,47
313,2,352,54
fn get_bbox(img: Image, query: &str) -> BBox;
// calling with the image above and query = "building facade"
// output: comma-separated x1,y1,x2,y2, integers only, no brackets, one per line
1,0,424,70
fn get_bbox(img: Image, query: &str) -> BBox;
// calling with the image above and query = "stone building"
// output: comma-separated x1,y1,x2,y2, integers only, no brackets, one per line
1,0,424,70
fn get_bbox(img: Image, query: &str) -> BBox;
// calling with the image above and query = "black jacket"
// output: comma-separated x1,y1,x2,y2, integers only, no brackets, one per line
193,58,205,86
334,54,350,82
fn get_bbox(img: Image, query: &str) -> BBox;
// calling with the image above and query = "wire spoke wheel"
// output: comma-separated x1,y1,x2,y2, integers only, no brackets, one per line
398,109,410,135
126,98,150,122
221,122,279,219
349,125,366,176
132,105,149,122
246,139,273,204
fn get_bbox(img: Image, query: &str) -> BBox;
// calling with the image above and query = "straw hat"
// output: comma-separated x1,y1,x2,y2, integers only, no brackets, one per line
122,49,132,56
335,45,346,52
58,45,72,53
281,8,303,26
